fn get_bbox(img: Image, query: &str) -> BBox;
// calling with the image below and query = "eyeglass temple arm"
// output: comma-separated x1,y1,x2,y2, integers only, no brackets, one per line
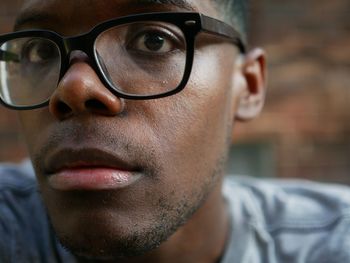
200,15,246,53
0,49,20,62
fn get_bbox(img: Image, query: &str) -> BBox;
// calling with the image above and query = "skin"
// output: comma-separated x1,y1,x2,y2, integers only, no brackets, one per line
16,0,266,262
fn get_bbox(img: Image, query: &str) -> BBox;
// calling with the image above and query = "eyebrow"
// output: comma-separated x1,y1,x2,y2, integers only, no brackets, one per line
137,0,195,11
14,12,54,31
14,0,196,31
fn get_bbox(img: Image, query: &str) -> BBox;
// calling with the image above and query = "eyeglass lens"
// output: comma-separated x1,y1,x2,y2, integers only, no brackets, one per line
0,37,61,107
95,22,187,96
0,21,187,107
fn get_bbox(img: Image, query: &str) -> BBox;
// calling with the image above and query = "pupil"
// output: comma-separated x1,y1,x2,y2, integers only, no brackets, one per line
23,40,58,64
144,34,164,51
35,44,55,60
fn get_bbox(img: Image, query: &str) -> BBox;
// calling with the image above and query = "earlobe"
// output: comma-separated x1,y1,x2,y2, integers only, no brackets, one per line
235,48,267,121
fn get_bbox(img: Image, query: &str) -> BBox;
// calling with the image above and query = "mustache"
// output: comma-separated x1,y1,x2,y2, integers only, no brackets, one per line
31,121,159,176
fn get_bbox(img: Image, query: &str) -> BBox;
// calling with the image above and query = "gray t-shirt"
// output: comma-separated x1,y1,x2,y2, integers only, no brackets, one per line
221,177,350,263
1,161,350,262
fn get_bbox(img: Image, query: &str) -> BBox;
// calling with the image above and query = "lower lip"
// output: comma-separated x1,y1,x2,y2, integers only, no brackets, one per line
48,168,141,191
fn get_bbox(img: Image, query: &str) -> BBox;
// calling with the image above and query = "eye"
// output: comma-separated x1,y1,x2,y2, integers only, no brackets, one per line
22,39,59,64
140,32,168,52
127,29,183,54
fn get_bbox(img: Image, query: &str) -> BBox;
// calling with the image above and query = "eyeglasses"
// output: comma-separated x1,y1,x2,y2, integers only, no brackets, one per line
0,12,245,110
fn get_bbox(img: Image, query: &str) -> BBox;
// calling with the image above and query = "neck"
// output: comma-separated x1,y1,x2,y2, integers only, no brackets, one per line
149,182,229,263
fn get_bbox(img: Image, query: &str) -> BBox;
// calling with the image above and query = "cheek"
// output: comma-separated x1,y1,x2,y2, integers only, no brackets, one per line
18,111,39,147
139,46,237,182
175,45,236,141
18,110,54,155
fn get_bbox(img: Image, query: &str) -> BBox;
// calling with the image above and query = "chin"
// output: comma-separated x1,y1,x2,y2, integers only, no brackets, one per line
51,210,179,260
57,228,164,260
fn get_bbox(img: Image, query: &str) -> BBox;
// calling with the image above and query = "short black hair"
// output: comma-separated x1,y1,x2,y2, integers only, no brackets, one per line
213,0,248,42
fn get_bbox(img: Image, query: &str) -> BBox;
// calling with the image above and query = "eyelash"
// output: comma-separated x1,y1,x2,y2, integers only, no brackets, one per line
125,26,185,53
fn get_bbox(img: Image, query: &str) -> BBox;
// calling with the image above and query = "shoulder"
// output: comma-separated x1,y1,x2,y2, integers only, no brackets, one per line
0,160,36,192
223,177,350,263
0,160,39,218
224,176,350,223
0,161,74,262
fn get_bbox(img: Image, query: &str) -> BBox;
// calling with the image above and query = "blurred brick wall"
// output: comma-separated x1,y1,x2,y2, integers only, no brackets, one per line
234,0,350,183
0,0,26,162
0,1,349,184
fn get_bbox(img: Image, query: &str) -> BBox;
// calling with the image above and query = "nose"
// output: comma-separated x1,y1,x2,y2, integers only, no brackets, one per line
49,51,124,120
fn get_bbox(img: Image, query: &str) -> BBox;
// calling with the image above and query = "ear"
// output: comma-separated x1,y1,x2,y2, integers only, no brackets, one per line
235,48,267,121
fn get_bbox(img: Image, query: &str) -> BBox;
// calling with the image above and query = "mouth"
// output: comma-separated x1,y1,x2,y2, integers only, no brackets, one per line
44,148,142,191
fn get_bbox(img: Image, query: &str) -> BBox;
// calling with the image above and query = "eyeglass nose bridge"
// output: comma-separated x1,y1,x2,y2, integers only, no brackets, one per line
57,32,124,101
59,33,100,79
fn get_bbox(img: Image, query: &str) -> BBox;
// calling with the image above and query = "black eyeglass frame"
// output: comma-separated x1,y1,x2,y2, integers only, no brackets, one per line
0,12,246,110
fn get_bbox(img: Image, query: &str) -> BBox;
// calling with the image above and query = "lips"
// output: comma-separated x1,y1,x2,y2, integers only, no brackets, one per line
44,148,142,191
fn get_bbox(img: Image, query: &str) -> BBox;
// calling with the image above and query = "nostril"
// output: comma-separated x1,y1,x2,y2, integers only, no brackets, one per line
85,99,109,112
57,101,72,115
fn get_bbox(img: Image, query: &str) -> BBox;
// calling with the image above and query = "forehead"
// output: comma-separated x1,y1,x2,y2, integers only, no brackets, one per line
16,0,219,32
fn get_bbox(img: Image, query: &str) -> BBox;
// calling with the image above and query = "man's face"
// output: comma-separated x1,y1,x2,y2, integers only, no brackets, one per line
17,0,246,259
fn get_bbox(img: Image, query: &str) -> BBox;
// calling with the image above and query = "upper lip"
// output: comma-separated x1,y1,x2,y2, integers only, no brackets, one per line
44,147,138,175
